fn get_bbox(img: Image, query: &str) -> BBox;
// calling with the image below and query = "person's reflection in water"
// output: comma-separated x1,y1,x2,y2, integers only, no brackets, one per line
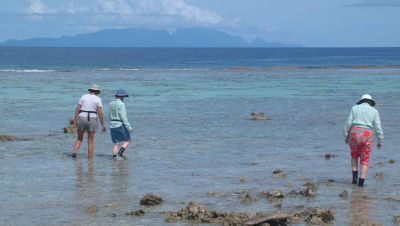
74,158,84,191
74,159,97,199
111,160,130,197
87,159,96,194
349,188,375,225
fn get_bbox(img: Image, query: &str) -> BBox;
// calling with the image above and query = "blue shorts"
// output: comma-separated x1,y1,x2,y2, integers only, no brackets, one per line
110,125,131,143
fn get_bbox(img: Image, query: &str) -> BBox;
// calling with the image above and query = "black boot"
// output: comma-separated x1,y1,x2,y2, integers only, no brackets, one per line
358,178,365,187
352,171,358,184
118,147,126,157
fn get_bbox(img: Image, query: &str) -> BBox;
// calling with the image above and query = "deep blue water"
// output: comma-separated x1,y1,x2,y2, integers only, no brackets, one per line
1,47,400,70
0,47,400,225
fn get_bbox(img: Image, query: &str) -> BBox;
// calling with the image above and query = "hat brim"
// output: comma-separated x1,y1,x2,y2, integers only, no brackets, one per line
115,94,129,97
88,89,100,92
357,98,375,106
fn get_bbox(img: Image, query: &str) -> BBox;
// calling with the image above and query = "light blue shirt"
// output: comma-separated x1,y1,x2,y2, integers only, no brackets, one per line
109,99,132,130
344,103,383,144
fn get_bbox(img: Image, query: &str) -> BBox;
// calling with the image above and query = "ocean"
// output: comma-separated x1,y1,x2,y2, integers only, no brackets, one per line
0,47,399,225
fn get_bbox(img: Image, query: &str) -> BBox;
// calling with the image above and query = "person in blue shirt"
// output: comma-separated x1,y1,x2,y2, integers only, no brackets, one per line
344,94,383,186
109,89,133,159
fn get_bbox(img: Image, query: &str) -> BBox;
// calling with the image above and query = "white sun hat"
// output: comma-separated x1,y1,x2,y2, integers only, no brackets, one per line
88,84,100,92
357,94,375,106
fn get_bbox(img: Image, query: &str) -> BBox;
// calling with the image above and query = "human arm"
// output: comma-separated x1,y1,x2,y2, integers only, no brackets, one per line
373,111,383,150
74,104,82,125
119,103,132,131
97,106,106,133
343,109,354,143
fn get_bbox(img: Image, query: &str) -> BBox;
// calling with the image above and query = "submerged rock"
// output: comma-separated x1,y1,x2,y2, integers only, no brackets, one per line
394,215,400,224
261,190,285,199
0,135,17,141
164,202,290,225
104,202,119,208
244,213,291,226
324,153,337,160
339,190,349,198
295,207,335,224
385,196,400,202
0,135,32,141
272,169,287,178
165,202,335,225
250,112,268,120
140,194,163,206
206,191,227,197
302,183,317,197
375,172,384,180
240,176,248,183
127,209,145,216
389,159,396,164
239,191,258,204
86,205,98,216
289,182,317,198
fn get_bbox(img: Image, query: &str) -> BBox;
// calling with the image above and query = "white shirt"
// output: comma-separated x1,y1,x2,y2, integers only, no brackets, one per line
78,94,103,118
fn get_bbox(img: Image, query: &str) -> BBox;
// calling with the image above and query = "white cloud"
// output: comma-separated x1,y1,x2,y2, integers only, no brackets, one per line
27,0,45,14
25,0,224,26
95,0,133,15
159,0,222,24
91,0,223,25
26,0,56,14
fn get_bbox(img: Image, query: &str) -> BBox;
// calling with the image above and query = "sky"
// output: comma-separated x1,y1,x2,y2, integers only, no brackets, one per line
0,0,399,47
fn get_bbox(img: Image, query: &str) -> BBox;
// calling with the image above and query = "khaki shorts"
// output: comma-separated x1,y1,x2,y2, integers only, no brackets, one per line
77,116,98,132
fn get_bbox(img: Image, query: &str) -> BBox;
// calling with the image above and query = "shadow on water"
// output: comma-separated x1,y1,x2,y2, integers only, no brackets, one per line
348,188,375,225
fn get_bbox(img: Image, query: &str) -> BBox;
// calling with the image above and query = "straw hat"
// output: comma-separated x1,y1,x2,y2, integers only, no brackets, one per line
357,94,375,106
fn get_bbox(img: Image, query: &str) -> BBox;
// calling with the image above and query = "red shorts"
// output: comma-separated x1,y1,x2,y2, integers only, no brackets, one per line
348,126,374,166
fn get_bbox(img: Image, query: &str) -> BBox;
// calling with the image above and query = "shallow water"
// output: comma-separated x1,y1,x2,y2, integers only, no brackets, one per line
1,48,400,225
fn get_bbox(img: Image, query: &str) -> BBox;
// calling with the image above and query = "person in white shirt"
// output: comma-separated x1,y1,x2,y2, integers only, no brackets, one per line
72,84,106,158
344,94,383,186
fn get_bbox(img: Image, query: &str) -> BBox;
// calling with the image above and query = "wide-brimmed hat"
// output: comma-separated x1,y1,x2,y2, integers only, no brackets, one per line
115,89,129,97
357,94,375,106
88,84,100,92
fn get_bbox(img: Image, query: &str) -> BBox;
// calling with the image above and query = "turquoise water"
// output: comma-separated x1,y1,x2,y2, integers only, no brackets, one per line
1,48,400,225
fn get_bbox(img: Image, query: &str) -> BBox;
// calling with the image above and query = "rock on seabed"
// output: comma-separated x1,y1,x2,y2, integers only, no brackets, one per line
140,194,164,206
250,112,268,120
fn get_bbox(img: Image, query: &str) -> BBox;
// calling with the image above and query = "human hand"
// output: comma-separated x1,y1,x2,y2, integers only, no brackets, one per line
128,128,133,133
377,143,382,151
101,126,106,133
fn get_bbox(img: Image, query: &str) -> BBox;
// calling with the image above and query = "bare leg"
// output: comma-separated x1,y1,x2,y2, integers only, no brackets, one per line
113,143,119,155
351,157,358,171
73,129,84,155
87,131,96,158
360,164,369,179
121,141,130,149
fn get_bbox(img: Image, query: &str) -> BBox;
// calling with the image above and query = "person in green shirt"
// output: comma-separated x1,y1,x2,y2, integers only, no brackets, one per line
344,94,383,187
109,89,133,159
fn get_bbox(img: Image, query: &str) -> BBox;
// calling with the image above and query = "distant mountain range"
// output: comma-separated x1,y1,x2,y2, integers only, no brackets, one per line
0,28,300,48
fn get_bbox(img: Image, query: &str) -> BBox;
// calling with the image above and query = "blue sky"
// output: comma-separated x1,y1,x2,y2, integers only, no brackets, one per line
0,0,399,47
